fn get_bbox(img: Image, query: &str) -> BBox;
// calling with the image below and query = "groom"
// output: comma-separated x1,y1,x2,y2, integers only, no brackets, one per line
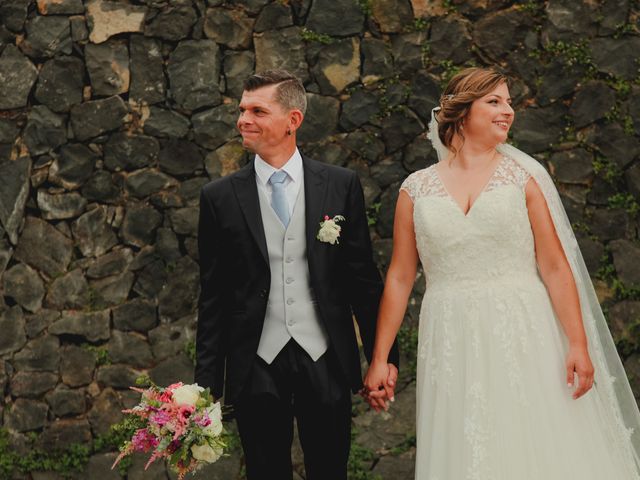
195,70,399,479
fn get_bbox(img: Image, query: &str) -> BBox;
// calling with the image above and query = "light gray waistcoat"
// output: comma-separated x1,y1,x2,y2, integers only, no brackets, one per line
256,179,329,364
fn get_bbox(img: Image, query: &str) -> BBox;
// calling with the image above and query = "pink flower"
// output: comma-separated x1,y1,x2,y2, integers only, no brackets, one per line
131,429,159,452
178,405,195,423
155,383,181,403
174,405,195,432
195,414,211,427
149,410,171,426
158,391,173,403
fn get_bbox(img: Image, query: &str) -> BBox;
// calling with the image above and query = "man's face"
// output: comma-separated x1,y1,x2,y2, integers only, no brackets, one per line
237,84,291,154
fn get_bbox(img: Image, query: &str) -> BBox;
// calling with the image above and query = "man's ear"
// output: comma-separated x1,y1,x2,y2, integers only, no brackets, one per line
289,109,304,134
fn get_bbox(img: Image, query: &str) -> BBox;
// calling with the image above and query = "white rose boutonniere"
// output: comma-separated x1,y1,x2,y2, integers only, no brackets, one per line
317,215,345,245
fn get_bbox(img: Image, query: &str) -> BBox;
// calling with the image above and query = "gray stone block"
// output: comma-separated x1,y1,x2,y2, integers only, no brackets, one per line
145,4,197,41
60,345,96,387
130,35,166,105
70,96,128,141
35,56,84,112
204,7,253,49
112,298,158,332
50,144,98,190
2,263,45,312
85,39,130,96
4,398,49,432
23,15,72,57
0,306,26,356
168,40,221,111
49,309,111,342
14,217,73,277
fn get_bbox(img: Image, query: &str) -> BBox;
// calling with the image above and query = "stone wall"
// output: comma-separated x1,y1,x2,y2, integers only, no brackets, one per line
0,0,639,478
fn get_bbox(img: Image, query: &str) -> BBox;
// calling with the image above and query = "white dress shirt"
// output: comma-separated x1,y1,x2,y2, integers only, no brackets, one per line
254,149,303,218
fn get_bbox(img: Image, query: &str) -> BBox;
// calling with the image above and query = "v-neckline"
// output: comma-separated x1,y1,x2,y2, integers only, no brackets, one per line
433,155,505,218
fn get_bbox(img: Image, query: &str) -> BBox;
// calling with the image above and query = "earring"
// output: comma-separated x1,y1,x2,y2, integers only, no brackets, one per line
287,129,292,136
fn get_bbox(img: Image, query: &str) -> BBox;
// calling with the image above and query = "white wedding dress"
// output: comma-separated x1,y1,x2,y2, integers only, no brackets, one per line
401,154,640,480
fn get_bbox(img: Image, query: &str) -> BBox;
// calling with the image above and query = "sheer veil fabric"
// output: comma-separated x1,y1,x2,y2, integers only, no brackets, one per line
427,107,640,470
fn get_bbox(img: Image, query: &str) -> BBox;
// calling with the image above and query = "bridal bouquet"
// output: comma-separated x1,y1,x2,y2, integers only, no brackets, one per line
111,381,225,479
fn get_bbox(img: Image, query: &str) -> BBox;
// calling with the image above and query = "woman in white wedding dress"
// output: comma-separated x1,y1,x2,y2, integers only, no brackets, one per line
363,67,640,479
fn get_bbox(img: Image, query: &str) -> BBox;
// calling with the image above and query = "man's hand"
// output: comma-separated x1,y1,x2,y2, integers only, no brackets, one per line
361,362,398,412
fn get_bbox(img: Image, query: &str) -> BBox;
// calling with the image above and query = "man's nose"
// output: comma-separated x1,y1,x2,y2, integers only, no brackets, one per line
237,111,250,126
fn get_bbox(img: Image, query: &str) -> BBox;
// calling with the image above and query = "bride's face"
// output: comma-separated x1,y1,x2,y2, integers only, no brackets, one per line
464,82,514,146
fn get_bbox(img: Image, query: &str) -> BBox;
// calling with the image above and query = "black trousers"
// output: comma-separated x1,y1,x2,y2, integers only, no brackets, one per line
234,340,352,480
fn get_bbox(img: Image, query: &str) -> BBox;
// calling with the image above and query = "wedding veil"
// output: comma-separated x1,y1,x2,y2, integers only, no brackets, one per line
427,107,640,470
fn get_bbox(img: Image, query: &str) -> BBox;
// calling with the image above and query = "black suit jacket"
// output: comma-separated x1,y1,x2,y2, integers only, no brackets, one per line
195,155,399,404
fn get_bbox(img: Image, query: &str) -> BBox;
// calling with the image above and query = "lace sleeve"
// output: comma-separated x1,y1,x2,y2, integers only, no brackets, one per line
400,173,418,203
512,159,532,189
488,155,532,192
400,168,435,204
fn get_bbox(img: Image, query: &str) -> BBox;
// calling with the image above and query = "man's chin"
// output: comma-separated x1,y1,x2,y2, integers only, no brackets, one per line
241,139,257,152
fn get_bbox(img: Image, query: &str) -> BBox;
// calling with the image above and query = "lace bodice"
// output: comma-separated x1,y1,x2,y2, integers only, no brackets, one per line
400,155,535,290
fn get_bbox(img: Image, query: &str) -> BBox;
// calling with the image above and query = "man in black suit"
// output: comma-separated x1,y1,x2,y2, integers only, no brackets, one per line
195,70,399,480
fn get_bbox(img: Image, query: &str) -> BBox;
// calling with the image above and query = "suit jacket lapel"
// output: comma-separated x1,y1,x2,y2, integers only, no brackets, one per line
303,156,328,253
231,162,269,264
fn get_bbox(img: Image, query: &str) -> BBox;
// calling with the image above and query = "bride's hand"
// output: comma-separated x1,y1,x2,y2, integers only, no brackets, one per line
566,345,595,400
363,361,393,412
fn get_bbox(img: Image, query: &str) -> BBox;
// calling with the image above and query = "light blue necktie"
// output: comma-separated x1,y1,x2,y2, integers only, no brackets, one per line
269,170,290,227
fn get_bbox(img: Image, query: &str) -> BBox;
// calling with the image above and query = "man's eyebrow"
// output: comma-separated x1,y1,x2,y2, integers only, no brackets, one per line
238,105,270,110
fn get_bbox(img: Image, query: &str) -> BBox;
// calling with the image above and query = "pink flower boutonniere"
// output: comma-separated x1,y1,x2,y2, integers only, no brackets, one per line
317,215,345,245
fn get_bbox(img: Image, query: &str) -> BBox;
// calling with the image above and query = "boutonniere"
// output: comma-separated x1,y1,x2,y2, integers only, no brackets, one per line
317,215,345,245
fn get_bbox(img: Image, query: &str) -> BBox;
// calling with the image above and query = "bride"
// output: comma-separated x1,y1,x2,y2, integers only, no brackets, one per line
363,67,640,479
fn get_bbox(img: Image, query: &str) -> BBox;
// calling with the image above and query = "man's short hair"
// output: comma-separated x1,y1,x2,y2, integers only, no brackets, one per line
243,70,307,115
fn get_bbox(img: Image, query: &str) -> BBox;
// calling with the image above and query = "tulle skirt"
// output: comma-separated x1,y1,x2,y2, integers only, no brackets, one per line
415,275,639,480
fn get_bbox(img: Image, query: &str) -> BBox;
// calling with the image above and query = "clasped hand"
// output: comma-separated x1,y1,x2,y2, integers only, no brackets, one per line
361,361,398,412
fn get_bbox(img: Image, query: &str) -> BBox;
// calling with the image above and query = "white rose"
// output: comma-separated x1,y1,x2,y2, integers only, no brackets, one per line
172,384,204,406
203,403,223,436
317,221,341,245
191,443,223,464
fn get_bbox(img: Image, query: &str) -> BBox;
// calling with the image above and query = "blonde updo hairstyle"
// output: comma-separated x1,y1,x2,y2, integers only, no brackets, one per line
437,67,509,154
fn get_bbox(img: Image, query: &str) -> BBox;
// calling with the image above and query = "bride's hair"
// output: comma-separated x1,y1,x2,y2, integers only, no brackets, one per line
437,67,508,153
